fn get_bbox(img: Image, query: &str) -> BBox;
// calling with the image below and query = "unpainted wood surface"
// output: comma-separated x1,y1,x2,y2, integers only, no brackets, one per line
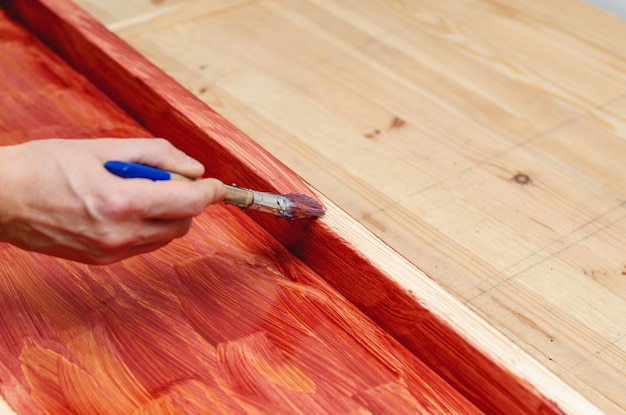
70,0,626,412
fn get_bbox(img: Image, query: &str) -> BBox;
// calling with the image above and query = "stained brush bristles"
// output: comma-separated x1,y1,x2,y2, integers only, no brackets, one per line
223,185,324,219
284,193,325,219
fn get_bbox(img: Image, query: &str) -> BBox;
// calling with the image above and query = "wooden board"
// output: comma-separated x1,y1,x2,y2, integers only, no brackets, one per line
66,0,626,412
0,0,605,413
0,5,476,414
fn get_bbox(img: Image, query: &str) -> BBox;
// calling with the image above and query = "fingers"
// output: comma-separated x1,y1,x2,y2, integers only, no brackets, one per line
142,178,226,219
88,241,172,265
93,137,226,218
105,177,226,220
86,217,193,264
134,139,206,179
95,138,206,179
137,217,194,244
39,218,190,265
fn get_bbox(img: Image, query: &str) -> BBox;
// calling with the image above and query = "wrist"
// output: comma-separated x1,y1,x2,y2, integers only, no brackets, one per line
0,144,22,239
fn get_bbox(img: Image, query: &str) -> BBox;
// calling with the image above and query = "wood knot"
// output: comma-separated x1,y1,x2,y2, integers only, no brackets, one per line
364,129,381,139
364,116,406,138
389,116,406,129
512,173,531,185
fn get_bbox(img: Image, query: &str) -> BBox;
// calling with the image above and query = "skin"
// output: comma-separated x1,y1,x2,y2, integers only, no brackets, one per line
0,138,225,264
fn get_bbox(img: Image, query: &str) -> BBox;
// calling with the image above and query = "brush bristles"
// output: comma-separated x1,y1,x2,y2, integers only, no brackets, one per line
283,193,325,219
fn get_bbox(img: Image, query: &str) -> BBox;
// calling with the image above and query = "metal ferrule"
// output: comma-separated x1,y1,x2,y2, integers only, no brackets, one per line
223,185,290,217
248,191,291,217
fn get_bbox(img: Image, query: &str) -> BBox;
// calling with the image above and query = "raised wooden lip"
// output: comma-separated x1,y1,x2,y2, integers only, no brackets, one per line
1,0,602,413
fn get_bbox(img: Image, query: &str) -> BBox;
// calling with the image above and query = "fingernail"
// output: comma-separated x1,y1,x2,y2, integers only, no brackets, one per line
185,156,204,169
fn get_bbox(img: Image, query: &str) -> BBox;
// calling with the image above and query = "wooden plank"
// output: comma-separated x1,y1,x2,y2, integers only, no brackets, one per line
0,0,606,413
65,0,626,412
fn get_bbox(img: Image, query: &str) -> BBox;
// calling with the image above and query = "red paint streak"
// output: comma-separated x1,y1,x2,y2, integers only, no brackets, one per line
0,1,566,414
355,382,434,414
0,10,145,143
0,211,483,413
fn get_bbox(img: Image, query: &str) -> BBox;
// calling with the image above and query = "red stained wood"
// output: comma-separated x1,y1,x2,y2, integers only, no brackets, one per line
0,1,567,414
1,219,481,414
0,12,145,144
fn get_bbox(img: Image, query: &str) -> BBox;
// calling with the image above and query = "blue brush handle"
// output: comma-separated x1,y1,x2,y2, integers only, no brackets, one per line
104,161,172,181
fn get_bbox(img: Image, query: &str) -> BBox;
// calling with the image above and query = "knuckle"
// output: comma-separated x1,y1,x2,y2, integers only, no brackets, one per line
92,192,141,221
176,219,193,237
152,137,173,152
92,231,131,252
89,253,120,266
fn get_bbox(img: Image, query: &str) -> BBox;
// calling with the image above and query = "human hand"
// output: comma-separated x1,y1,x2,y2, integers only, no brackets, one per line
0,138,225,264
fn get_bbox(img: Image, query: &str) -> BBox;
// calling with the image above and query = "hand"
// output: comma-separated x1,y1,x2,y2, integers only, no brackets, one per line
0,138,225,264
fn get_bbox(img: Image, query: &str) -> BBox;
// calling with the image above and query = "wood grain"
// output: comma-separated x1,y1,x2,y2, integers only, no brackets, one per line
0,8,480,414
66,0,626,412
0,0,607,414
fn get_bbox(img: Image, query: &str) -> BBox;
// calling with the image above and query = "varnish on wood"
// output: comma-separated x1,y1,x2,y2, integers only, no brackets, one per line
0,215,481,413
0,0,601,414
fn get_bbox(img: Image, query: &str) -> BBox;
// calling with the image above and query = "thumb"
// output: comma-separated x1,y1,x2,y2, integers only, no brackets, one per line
197,178,226,205
137,178,226,219
131,138,206,178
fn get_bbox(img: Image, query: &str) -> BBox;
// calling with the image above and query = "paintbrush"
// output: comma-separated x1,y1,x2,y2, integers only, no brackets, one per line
104,161,325,219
